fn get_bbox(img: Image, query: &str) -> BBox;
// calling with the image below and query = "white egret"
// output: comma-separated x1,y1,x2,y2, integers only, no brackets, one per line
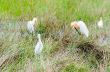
71,21,89,37
97,17,103,28
35,34,43,55
27,17,37,33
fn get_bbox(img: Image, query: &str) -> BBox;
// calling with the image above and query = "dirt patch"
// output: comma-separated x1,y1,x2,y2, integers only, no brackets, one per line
76,42,105,62
0,50,19,69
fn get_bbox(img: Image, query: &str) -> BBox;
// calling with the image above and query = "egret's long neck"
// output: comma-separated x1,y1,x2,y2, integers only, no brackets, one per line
38,36,41,42
32,19,36,25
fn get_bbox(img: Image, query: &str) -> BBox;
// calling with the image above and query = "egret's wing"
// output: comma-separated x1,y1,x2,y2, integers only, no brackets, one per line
35,42,41,54
27,21,34,33
78,21,89,37
35,42,43,55
31,25,34,32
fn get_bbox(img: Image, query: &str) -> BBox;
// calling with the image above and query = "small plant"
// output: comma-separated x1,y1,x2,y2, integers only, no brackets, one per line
61,64,88,72
36,23,46,34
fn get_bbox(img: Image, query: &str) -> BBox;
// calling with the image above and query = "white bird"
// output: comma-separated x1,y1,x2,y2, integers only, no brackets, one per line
71,21,89,37
27,17,37,33
35,34,43,55
97,17,103,28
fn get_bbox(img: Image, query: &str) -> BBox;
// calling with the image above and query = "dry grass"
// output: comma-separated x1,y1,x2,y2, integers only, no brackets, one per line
1,0,110,72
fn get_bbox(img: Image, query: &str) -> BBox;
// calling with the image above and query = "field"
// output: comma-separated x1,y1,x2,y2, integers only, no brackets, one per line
0,0,110,72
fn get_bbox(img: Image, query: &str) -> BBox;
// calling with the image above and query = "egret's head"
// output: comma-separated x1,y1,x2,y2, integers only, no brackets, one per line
33,17,38,23
71,21,79,29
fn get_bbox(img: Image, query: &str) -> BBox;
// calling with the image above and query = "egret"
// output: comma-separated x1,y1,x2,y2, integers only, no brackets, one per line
71,21,89,37
97,17,103,28
35,34,43,55
27,17,37,33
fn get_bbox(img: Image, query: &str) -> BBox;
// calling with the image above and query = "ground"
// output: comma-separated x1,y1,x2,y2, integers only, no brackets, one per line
0,0,110,72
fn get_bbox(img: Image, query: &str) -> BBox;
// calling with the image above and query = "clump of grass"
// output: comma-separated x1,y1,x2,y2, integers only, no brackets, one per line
1,0,110,72
43,38,60,57
36,23,46,34
61,63,89,72
77,41,104,62
106,66,110,72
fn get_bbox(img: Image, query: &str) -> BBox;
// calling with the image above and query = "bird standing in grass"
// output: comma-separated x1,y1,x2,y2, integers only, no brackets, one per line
97,17,107,46
35,34,43,55
71,21,89,37
27,17,37,33
97,17,103,28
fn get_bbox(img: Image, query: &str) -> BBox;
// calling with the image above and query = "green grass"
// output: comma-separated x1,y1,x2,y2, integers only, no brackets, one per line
0,0,110,21
61,63,89,72
0,0,110,72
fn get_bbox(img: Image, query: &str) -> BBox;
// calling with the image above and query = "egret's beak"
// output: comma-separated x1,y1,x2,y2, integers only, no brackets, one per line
74,27,81,35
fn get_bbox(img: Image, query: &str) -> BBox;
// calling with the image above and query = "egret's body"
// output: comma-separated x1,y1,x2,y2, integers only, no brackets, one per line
35,34,43,55
97,17,103,28
27,18,37,33
27,21,34,33
78,21,89,37
71,21,89,37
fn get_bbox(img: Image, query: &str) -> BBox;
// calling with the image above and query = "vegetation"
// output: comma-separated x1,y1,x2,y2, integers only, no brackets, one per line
0,0,110,72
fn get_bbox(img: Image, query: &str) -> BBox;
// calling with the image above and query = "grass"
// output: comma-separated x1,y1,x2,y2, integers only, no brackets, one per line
0,0,110,72
61,63,89,72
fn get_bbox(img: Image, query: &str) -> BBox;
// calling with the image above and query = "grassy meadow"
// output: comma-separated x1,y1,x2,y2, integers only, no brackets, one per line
0,0,110,72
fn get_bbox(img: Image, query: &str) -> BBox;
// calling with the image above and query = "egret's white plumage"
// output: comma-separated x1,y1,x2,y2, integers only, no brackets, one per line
35,34,43,55
78,21,89,37
27,17,37,33
71,21,89,37
97,17,103,28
